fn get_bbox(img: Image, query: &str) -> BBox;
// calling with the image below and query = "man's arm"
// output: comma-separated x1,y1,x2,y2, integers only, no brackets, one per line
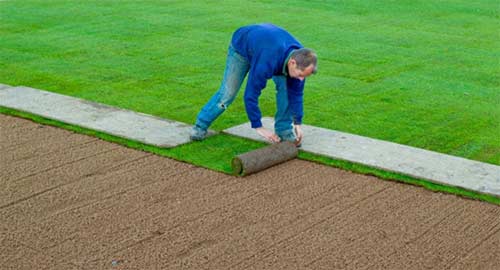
294,124,303,145
244,52,281,143
243,72,265,129
243,51,276,128
245,73,280,142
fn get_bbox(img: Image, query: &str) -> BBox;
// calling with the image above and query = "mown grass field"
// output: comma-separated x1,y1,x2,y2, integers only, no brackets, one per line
1,1,499,202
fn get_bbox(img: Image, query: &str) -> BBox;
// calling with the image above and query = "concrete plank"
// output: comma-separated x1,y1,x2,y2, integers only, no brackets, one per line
0,86,215,147
0,83,12,90
224,117,500,197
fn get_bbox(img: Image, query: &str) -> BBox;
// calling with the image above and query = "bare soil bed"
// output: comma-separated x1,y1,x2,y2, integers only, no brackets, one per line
1,114,499,270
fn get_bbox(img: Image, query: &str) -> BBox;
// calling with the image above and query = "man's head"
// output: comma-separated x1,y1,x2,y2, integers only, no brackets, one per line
287,48,317,81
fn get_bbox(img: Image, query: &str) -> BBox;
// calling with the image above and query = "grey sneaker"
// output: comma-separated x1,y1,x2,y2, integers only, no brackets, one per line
190,126,207,141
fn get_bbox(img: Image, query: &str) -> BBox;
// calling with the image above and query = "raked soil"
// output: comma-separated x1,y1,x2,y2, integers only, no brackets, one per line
1,114,499,270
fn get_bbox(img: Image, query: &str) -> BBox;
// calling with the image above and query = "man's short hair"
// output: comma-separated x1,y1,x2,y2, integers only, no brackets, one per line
291,48,317,74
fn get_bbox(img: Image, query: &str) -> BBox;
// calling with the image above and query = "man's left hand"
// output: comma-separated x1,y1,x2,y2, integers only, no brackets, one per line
294,124,303,146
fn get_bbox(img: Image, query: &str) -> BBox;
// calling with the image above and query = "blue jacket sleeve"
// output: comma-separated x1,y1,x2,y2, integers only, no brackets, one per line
244,53,274,128
287,78,305,125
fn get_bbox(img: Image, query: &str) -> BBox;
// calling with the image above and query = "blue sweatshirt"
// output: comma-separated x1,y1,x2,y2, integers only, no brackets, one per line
231,23,305,128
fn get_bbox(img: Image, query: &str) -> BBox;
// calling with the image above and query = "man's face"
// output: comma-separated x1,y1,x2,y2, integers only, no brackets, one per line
287,59,315,81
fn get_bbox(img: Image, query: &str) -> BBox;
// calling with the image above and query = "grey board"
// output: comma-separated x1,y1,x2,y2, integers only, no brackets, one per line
0,86,215,147
0,83,12,90
224,117,500,197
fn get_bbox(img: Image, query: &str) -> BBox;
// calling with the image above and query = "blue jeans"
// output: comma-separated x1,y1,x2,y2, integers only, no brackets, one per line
195,46,294,138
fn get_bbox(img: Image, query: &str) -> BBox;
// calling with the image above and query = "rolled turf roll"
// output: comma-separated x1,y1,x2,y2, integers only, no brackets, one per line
231,141,298,176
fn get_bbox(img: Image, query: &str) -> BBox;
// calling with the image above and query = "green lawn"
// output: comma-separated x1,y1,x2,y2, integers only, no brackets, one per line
1,1,499,202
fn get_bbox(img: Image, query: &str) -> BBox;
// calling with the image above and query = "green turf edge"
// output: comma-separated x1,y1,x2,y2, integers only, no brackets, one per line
2,106,498,206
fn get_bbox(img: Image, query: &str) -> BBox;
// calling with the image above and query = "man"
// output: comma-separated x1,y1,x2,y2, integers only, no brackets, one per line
190,23,317,145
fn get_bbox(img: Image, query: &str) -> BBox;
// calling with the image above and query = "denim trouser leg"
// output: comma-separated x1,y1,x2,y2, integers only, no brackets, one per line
195,46,250,130
272,76,294,138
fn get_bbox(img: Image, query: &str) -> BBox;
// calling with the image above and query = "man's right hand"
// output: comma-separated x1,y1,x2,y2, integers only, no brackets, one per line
255,127,280,143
